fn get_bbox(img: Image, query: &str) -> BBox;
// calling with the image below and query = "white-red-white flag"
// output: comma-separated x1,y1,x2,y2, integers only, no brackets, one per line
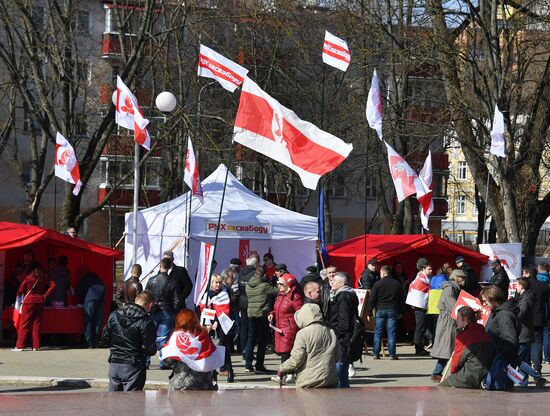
490,104,505,157
366,69,383,139
322,31,351,72
234,77,353,190
194,241,214,306
115,76,151,150
183,137,204,203
405,272,430,309
198,44,249,93
385,141,428,202
55,132,82,196
418,151,434,230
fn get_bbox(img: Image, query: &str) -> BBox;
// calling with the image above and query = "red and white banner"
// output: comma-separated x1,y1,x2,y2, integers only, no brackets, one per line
198,290,234,334
234,77,353,190
198,44,248,93
184,137,204,203
55,132,82,196
322,31,351,72
418,151,434,230
385,141,429,202
490,104,505,158
405,272,430,309
451,290,491,326
193,241,214,306
479,243,522,294
115,75,151,150
159,329,225,372
366,69,383,139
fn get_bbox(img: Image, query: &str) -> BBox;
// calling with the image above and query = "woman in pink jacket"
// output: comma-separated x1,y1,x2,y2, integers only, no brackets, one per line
268,273,303,383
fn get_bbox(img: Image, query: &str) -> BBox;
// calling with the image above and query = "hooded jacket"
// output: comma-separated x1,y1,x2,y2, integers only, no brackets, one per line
246,272,279,318
102,303,157,366
280,303,338,388
487,299,520,366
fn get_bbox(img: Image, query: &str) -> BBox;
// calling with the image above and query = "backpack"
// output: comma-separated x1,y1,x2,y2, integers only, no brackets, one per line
348,316,366,362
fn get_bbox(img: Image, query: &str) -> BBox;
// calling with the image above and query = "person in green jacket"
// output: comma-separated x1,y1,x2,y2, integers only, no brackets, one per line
244,267,279,373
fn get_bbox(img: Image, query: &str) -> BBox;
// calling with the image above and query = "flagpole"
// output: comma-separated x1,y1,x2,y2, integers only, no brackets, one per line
483,168,490,243
364,138,368,268
132,141,140,265
53,177,57,231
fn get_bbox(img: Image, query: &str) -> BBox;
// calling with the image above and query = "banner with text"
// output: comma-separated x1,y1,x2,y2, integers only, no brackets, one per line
206,222,271,239
479,243,522,295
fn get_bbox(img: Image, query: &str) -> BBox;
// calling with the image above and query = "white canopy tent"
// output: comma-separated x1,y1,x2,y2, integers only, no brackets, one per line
124,164,318,307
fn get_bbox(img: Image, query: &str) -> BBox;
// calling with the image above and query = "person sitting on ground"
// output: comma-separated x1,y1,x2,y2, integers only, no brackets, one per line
447,306,495,389
76,270,106,348
455,256,480,296
360,258,379,289
300,266,321,289
48,255,71,306
269,273,304,384
278,303,339,388
123,264,143,305
430,270,466,382
489,259,509,297
102,290,157,392
303,281,322,306
366,265,403,360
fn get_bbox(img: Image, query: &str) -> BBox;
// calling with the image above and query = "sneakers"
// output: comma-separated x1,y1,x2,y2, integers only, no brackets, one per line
11,348,23,352
536,377,548,387
285,373,295,384
244,366,254,372
348,364,356,378
431,374,442,382
372,354,380,360
271,375,284,384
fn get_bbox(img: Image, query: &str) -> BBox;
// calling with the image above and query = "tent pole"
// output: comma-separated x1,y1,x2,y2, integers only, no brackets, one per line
364,142,369,268
187,192,193,270
182,136,190,269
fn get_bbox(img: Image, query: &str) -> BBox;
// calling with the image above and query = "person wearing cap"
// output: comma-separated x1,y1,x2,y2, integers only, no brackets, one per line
163,250,193,311
300,266,321,289
268,273,304,384
489,258,509,297
455,256,480,296
229,258,242,274
406,257,434,356
360,258,380,290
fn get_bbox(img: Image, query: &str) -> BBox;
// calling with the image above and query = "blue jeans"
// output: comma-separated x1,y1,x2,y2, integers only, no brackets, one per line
244,317,268,368
544,327,550,362
373,309,398,357
432,358,448,376
83,299,104,347
149,310,175,368
336,353,350,388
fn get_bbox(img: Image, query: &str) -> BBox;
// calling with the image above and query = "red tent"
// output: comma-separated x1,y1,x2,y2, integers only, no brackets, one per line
327,234,488,287
0,222,122,334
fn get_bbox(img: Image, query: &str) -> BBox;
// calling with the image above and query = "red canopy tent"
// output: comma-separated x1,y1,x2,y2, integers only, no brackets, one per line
327,234,489,287
0,222,122,334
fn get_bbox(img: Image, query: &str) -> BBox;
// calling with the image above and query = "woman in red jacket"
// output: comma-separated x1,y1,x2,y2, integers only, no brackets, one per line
268,273,303,384
14,268,56,351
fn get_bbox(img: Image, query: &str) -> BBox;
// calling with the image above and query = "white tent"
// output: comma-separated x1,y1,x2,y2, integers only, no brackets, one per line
124,164,318,306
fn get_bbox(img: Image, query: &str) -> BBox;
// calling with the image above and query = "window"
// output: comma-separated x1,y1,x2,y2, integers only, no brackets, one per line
331,222,347,243
327,175,347,198
457,195,466,215
458,161,468,180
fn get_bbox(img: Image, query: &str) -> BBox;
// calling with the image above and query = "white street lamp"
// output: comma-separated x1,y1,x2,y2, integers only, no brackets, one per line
155,91,177,113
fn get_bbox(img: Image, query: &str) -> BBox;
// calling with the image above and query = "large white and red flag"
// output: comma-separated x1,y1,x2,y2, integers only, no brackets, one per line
418,151,434,230
183,137,204,203
194,241,215,306
115,75,151,150
322,31,351,72
234,77,353,190
490,104,505,157
198,44,249,93
385,141,428,202
451,290,491,326
55,132,82,196
198,290,234,334
159,329,225,372
405,272,430,309
366,69,383,139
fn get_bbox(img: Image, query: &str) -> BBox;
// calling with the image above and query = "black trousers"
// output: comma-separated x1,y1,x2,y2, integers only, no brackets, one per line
280,352,291,364
240,309,249,353
218,329,234,371
108,362,146,392
413,308,432,350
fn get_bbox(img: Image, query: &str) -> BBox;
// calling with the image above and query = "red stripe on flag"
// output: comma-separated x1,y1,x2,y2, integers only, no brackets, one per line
199,55,244,86
234,91,347,175
323,40,351,63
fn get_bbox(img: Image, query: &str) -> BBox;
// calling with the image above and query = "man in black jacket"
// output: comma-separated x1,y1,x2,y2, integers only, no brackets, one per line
237,255,259,353
366,265,403,359
455,256,480,295
489,259,509,297
360,258,379,289
145,257,180,369
103,290,157,391
327,271,359,388
163,250,192,311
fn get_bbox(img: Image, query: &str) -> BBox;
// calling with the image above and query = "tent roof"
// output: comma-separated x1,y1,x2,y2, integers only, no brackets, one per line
328,234,488,264
0,222,123,258
128,164,317,241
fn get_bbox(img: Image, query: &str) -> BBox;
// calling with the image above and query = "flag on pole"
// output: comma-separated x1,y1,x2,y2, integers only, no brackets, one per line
184,137,204,203
115,75,151,150
384,141,428,202
198,44,249,93
490,104,505,157
418,151,434,230
318,184,328,267
194,241,214,306
234,77,353,190
55,132,82,196
322,31,351,72
366,69,383,139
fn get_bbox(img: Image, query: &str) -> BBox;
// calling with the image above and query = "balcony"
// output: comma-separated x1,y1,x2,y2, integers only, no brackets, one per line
98,186,160,209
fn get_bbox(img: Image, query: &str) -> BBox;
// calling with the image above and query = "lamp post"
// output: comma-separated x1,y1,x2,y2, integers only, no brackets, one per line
132,91,177,265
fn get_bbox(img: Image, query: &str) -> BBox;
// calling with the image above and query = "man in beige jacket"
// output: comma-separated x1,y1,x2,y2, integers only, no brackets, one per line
278,303,339,388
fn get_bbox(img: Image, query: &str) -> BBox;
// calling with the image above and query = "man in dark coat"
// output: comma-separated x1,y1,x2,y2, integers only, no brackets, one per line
489,259,509,297
237,255,259,353
455,256,480,295
360,258,379,289
515,277,535,364
327,271,359,388
300,266,321,289
76,271,106,348
103,290,157,391
123,264,143,305
163,250,192,311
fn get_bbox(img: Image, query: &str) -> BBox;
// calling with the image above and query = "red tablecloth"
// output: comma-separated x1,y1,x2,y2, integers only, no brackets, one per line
2,306,84,334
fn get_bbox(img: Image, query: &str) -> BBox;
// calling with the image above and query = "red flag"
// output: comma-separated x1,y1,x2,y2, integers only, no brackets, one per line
234,77,353,190
418,151,434,230
183,137,204,203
